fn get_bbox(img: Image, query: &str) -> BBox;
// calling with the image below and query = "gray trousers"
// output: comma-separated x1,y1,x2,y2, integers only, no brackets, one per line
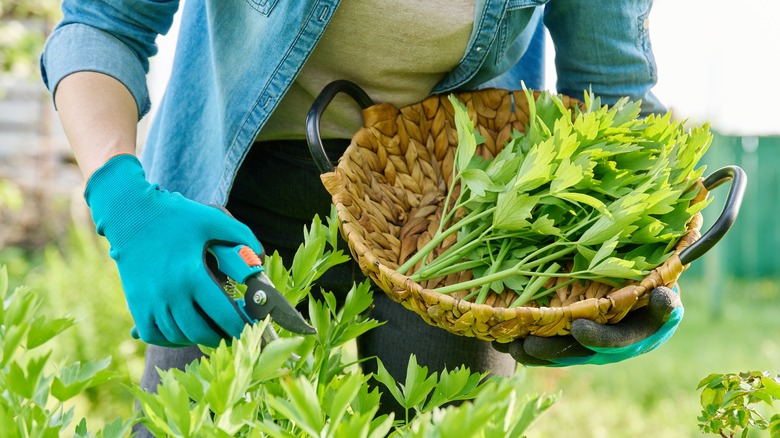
136,140,514,427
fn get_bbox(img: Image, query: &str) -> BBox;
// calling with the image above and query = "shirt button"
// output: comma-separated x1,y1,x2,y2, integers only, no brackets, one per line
643,19,650,30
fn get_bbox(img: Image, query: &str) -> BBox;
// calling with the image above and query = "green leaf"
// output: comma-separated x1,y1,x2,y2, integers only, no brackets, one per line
530,214,561,237
698,373,724,390
401,354,438,410
552,118,580,159
255,418,298,438
26,315,76,350
768,414,780,437
309,298,332,347
216,399,260,436
589,236,619,270
367,415,396,438
155,373,193,436
333,320,384,348
761,376,780,399
74,418,88,437
2,323,28,367
425,366,487,411
629,217,667,244
588,257,641,279
265,252,291,297
485,146,522,187
576,245,597,264
372,359,406,408
461,168,500,197
6,351,50,399
339,281,374,322
700,387,720,408
322,290,339,316
324,372,365,425
280,376,325,436
508,392,560,437
97,417,136,438
254,337,304,382
449,95,479,173
578,202,643,245
556,192,610,217
291,234,326,287
494,192,539,231
550,158,584,194
51,357,113,402
351,383,383,417
513,138,556,192
169,365,205,404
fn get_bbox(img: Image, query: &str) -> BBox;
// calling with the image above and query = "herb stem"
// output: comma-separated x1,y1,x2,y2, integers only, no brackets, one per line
510,262,562,307
411,223,491,280
475,239,512,304
432,247,576,295
397,207,495,275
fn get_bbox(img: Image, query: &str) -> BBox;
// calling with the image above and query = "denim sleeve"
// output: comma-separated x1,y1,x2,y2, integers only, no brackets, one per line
544,0,665,115
40,0,180,118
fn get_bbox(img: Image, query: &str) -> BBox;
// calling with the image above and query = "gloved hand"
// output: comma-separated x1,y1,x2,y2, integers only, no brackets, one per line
85,154,262,348
493,285,683,366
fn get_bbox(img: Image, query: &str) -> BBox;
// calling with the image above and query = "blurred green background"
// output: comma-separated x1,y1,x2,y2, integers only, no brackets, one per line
1,1,778,436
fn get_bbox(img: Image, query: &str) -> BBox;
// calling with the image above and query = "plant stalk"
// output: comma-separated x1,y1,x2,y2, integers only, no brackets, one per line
397,207,495,275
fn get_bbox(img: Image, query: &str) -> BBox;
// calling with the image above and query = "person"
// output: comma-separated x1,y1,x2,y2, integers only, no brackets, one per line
40,0,682,421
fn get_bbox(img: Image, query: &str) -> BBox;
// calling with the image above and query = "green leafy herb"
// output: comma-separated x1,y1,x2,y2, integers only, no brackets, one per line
698,371,780,437
397,90,712,306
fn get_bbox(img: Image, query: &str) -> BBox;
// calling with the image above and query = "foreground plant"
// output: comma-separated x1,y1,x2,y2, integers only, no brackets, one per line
131,210,556,437
698,371,780,437
0,265,131,437
0,210,556,437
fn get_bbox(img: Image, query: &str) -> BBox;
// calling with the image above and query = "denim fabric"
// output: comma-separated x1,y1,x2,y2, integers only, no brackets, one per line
544,0,663,115
41,0,663,206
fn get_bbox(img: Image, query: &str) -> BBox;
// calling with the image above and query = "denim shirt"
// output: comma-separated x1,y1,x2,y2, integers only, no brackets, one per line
41,0,662,206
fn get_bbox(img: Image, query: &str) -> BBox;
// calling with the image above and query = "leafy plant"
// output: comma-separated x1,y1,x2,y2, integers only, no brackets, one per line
27,225,144,424
698,371,780,437
131,209,557,437
1,208,557,437
398,90,712,306
0,265,130,437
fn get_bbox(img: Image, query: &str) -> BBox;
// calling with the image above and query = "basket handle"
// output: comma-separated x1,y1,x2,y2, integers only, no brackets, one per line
678,165,747,265
306,80,374,174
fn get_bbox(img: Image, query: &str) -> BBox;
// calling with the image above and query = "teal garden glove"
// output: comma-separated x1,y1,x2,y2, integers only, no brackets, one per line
85,154,262,348
493,285,683,366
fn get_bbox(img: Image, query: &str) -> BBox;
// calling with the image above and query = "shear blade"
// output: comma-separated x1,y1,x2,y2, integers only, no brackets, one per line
245,275,316,335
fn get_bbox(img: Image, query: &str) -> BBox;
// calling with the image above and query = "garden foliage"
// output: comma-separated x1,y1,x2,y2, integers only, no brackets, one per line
1,210,556,437
698,371,780,437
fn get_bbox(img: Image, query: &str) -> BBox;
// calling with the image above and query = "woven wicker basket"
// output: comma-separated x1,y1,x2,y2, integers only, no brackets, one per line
307,81,743,343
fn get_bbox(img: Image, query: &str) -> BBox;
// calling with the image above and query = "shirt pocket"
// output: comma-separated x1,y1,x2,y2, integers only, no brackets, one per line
507,0,549,9
245,0,278,15
493,1,547,67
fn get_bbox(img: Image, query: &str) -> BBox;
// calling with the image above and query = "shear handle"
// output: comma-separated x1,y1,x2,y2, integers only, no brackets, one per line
208,244,263,284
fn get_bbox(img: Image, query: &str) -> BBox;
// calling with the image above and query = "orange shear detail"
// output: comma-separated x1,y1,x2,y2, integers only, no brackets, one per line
238,245,263,267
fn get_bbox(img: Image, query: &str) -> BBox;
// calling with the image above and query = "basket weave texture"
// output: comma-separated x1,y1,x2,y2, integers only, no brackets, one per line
320,88,706,343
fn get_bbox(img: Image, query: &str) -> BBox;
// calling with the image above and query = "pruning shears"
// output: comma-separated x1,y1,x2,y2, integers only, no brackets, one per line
209,244,316,339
